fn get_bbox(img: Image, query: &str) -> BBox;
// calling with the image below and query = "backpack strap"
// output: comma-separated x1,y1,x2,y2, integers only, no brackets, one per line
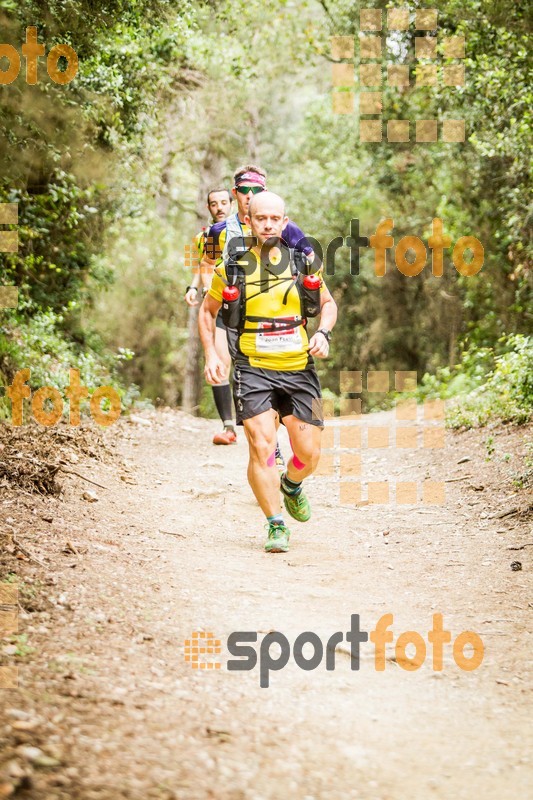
222,214,247,265
281,247,299,305
225,259,239,287
230,246,312,333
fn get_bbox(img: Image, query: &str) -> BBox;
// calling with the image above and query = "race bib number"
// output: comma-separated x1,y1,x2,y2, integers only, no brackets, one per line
256,318,302,352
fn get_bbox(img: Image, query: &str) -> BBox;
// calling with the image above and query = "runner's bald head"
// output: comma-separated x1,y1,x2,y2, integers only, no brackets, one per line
248,191,285,219
245,191,288,248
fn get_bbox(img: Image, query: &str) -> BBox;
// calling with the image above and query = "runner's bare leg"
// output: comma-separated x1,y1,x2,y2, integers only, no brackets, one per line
243,409,281,516
282,415,322,482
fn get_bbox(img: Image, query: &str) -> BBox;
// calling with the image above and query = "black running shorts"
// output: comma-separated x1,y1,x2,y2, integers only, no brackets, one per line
233,364,324,427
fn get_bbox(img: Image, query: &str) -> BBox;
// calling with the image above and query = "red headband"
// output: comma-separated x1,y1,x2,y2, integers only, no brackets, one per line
235,171,266,188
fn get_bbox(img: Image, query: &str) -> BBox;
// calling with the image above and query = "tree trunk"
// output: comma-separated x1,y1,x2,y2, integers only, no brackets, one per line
183,304,202,414
182,150,223,415
156,100,181,220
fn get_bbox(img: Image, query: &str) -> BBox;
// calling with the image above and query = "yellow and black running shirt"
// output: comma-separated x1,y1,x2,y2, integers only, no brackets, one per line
194,230,205,258
209,249,326,371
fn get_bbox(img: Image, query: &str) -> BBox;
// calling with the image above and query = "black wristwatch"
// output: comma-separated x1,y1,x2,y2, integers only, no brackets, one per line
317,328,332,344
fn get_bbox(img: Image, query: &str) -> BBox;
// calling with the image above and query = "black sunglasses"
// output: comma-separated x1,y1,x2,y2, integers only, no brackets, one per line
235,186,265,195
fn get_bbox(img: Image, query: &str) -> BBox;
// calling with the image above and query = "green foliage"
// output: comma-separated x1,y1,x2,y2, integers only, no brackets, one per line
275,0,531,392
512,443,533,489
0,0,530,416
412,335,533,428
0,308,139,421
6,633,34,659
412,344,497,401
1,178,112,316
0,0,200,406
86,211,190,404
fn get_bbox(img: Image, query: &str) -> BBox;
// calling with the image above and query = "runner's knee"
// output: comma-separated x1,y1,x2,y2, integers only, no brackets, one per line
246,428,276,464
292,439,320,470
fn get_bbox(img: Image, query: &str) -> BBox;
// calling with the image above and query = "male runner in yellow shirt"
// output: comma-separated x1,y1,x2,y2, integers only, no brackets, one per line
199,191,337,553
184,187,236,444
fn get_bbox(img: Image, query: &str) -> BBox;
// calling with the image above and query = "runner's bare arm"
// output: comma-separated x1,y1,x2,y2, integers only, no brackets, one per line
184,268,201,306
198,252,216,290
198,294,227,384
308,287,337,358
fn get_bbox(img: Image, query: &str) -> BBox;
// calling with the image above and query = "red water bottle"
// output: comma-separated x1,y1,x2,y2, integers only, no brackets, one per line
301,273,321,317
222,284,241,329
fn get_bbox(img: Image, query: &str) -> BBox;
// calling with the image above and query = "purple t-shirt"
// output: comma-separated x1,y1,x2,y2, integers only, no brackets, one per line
207,216,314,257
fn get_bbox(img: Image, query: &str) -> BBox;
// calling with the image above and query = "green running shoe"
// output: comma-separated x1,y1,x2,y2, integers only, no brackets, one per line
281,476,312,522
264,521,291,553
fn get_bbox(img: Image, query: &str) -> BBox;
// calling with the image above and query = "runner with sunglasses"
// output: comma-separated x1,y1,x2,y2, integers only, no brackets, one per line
201,164,315,272
199,164,317,467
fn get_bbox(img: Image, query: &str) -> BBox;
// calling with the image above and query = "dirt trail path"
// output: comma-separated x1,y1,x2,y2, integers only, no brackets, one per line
1,411,531,799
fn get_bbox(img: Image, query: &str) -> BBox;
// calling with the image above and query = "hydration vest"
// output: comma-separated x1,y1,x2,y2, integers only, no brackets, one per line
222,214,250,265
222,246,320,334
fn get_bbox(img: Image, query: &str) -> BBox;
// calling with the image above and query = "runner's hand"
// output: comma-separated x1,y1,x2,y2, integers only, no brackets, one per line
204,355,227,385
185,288,199,307
308,332,330,358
